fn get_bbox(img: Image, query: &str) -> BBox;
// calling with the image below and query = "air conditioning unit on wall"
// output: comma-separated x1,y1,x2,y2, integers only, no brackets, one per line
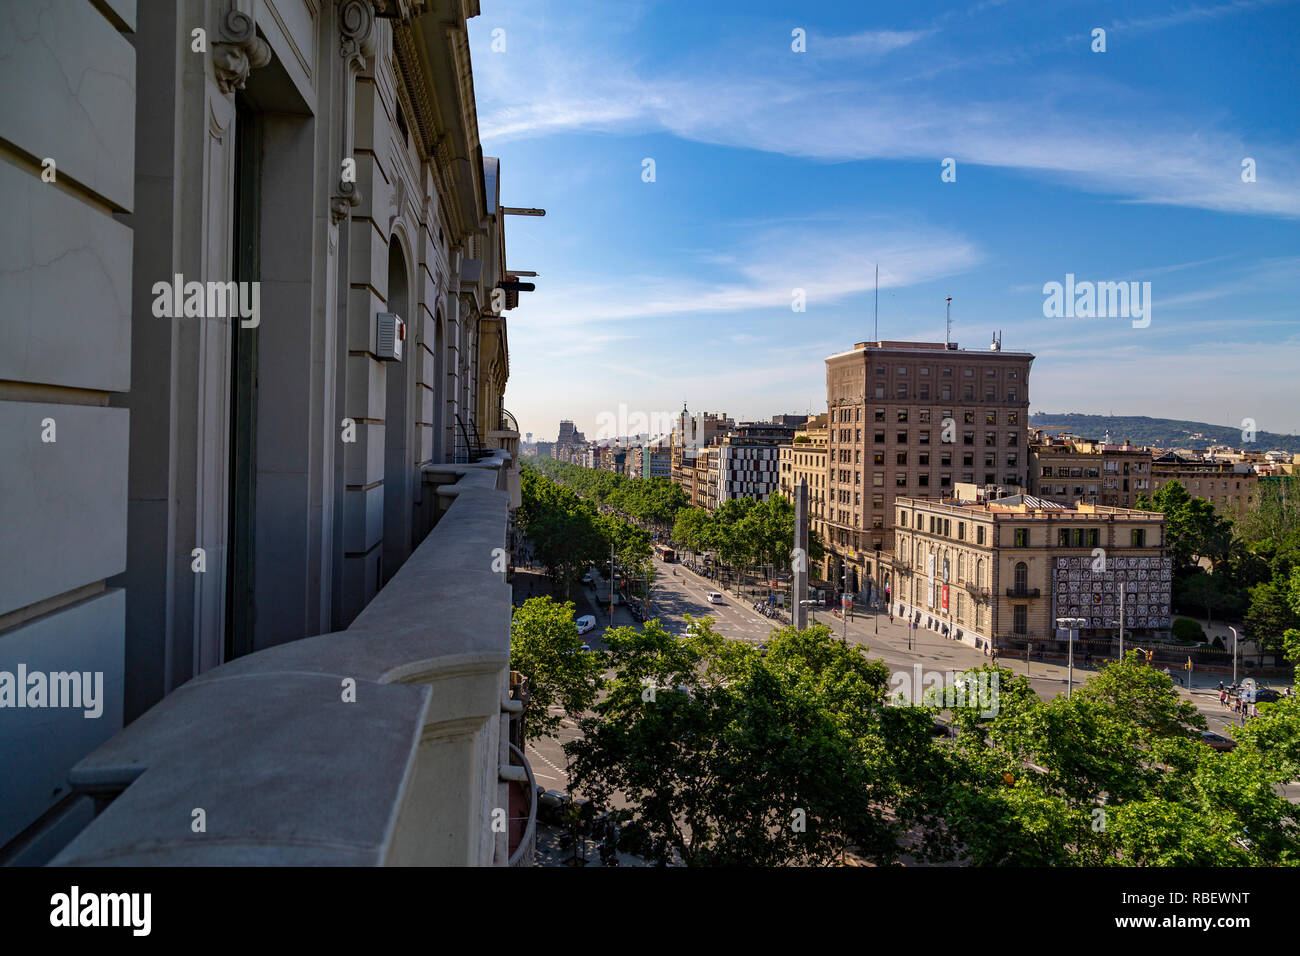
376,312,405,361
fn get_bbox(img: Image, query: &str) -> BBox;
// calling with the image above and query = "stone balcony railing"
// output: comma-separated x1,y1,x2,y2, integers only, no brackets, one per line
486,433,521,511
486,409,521,511
50,450,533,866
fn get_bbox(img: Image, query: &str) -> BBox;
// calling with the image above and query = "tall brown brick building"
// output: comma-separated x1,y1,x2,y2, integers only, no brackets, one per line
824,340,1034,595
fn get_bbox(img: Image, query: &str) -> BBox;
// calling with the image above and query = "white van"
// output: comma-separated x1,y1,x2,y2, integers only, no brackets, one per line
707,592,723,604
576,615,596,635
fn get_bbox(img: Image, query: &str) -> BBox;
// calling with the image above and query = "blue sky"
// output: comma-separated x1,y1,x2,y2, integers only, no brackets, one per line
467,0,1300,444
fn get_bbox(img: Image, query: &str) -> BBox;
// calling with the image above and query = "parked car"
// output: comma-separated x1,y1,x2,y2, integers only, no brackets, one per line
1254,689,1282,704
1200,730,1237,752
707,591,724,604
576,614,596,635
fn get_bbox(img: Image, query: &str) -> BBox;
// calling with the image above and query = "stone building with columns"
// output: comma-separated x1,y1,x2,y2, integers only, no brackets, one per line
1,0,529,864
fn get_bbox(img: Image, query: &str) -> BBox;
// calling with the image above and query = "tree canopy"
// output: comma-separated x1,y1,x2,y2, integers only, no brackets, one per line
563,631,1298,866
510,596,605,742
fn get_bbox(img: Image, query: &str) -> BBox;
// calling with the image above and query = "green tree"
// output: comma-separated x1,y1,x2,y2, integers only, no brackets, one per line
1137,480,1233,571
1244,575,1300,660
930,655,1297,866
671,506,713,555
564,620,939,866
1174,572,1235,625
509,596,604,742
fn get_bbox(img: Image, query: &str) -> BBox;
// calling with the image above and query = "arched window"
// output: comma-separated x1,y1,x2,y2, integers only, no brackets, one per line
976,558,984,587
1014,561,1028,592
958,553,965,582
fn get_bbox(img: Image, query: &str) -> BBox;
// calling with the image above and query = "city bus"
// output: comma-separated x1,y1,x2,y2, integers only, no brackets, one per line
653,543,676,563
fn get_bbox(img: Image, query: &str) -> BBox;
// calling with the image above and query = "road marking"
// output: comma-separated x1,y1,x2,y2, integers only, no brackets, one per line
528,747,567,777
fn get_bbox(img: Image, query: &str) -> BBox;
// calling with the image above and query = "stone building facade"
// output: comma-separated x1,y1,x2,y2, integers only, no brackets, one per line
669,406,730,507
1028,431,1152,508
778,413,829,562
889,493,1169,652
1151,454,1259,518
1,0,522,859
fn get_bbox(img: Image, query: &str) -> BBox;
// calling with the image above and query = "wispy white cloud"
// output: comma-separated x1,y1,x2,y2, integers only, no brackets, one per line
811,28,934,58
473,9,1300,218
514,220,984,327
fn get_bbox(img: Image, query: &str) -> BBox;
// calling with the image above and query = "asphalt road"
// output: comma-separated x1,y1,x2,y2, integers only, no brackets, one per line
522,553,1298,804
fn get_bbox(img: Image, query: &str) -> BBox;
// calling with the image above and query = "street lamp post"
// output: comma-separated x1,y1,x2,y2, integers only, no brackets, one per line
842,561,850,645
1228,626,1238,686
1057,617,1087,698
874,547,880,637
801,599,818,628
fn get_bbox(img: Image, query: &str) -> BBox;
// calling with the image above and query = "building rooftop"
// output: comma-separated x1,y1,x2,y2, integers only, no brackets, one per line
826,340,1035,362
897,495,1159,520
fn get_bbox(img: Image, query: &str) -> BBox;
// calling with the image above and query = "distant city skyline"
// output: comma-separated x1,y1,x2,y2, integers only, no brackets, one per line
470,1,1300,440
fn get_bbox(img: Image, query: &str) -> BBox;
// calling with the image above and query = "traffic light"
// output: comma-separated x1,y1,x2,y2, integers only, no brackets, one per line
1185,657,1192,670
1144,650,1153,664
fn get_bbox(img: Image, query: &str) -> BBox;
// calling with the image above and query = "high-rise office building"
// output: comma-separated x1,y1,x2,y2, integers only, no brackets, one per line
824,339,1034,593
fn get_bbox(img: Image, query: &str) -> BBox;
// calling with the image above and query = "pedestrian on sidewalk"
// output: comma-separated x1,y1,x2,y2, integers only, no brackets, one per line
1220,687,1227,707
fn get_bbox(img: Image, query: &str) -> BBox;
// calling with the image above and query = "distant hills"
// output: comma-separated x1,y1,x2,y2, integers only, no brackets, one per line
1029,413,1300,454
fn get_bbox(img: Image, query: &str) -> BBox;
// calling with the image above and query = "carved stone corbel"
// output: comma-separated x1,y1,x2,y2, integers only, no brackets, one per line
330,179,362,225
332,1,378,224
213,7,272,95
339,0,377,67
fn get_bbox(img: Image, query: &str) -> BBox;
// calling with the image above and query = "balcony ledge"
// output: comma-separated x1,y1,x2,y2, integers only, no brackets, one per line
51,464,513,867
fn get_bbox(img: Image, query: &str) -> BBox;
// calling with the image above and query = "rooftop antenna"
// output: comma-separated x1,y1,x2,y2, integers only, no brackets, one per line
874,263,879,342
945,296,952,348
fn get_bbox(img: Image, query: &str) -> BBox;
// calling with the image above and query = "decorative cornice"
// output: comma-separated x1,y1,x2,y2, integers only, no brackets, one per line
392,20,436,157
373,0,427,18
213,6,272,95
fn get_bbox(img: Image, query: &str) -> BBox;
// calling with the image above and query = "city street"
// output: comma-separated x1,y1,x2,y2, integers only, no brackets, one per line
523,552,1297,806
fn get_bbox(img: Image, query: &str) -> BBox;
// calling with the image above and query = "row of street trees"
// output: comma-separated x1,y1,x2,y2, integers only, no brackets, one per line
519,465,653,600
672,497,825,588
509,601,1300,865
529,457,688,534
